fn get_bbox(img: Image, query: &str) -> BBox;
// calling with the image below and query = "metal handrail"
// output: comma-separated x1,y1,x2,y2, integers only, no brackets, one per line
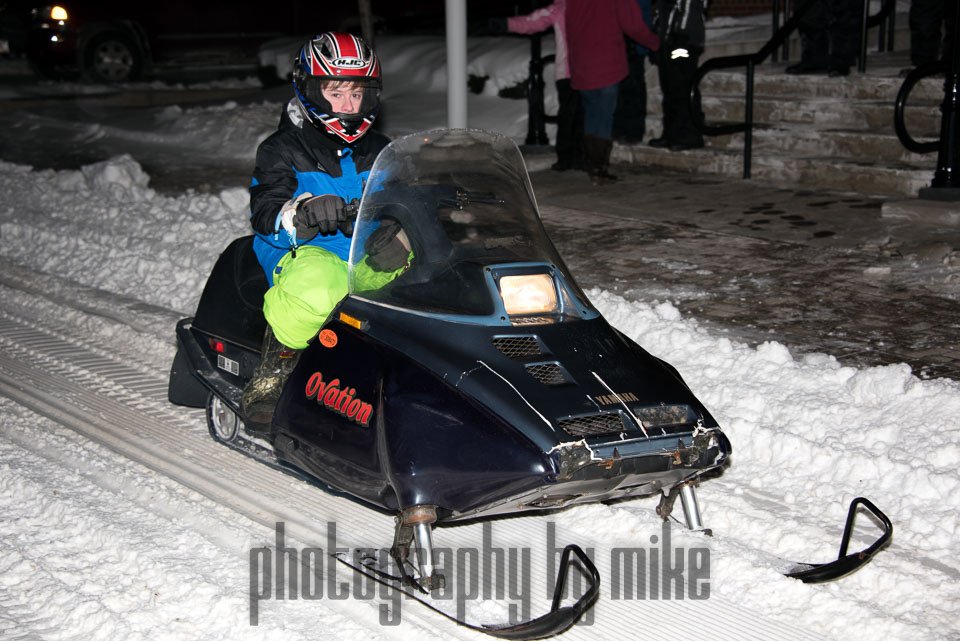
691,0,818,178
523,33,558,147
872,0,897,59
770,0,793,62
859,0,897,72
894,61,948,154
904,0,960,196
692,0,896,178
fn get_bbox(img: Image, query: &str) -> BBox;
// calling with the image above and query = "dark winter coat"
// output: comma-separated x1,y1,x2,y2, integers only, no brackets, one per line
566,0,660,91
656,0,707,55
249,99,390,285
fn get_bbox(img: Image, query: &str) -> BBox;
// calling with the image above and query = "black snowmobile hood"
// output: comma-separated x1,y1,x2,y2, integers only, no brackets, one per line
336,294,718,456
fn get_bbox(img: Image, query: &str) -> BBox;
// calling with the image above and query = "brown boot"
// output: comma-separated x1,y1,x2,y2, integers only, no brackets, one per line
584,134,618,185
241,325,302,434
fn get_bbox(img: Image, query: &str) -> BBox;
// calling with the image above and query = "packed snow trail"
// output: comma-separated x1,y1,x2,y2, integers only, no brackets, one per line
0,280,463,641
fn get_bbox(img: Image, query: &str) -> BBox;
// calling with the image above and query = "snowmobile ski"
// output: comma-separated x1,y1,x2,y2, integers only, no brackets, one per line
784,496,893,583
334,542,599,640
656,488,892,583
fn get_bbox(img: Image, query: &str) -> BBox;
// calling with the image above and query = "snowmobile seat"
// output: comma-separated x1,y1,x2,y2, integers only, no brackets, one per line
192,235,269,351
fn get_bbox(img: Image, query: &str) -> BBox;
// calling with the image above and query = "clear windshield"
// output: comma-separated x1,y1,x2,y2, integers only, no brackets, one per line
348,129,591,318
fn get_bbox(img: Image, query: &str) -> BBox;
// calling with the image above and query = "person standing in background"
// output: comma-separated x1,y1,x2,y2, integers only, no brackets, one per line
566,0,660,184
783,0,860,77
907,0,955,69
648,0,708,151
613,0,654,144
490,0,585,172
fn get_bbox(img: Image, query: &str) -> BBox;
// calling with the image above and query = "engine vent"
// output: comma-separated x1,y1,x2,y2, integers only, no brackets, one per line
526,363,568,386
559,413,625,438
492,335,542,359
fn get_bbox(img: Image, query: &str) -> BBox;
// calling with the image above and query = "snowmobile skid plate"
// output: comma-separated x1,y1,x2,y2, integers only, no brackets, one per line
336,543,599,640
784,497,893,583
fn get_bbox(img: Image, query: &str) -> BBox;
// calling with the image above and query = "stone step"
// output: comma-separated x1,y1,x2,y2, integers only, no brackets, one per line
694,94,942,132
613,142,934,198
640,106,940,164
654,99,934,137
704,125,936,164
697,63,944,103
700,11,912,65
616,15,941,197
641,67,943,132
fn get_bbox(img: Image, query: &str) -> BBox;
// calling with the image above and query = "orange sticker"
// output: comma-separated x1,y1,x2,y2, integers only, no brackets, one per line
318,329,338,348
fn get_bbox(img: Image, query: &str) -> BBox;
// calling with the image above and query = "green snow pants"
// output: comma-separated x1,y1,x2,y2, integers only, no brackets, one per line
263,244,408,349
263,246,348,350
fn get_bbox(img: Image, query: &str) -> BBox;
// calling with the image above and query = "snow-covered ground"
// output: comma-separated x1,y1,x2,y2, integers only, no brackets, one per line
1,30,958,641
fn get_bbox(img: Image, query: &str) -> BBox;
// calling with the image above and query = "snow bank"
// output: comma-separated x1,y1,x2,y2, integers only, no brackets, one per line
595,289,960,549
590,290,960,640
0,156,250,313
114,101,280,159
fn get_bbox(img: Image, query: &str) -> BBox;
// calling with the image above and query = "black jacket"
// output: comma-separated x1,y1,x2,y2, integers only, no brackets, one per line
656,0,707,54
249,100,390,236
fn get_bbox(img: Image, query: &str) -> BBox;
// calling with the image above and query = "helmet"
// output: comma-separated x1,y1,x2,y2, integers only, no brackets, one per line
293,32,382,144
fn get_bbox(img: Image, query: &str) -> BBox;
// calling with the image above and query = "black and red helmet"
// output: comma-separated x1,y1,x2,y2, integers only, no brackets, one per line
293,32,382,144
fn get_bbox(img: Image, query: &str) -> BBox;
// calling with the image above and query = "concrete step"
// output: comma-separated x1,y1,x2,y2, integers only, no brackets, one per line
701,10,912,63
639,112,937,158
697,62,944,103
612,142,933,197
705,125,936,164
692,94,942,132
623,35,947,198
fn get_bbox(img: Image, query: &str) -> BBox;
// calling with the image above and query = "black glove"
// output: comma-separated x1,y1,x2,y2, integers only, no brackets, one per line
294,195,349,238
364,220,409,272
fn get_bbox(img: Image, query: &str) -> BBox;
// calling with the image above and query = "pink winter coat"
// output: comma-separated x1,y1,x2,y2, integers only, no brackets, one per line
566,0,660,91
507,0,570,80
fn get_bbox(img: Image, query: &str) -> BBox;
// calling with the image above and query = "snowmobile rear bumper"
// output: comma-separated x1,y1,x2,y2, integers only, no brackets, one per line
172,318,246,410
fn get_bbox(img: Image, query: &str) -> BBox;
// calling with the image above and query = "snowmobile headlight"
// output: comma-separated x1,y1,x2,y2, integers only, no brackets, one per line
50,6,68,20
499,274,558,316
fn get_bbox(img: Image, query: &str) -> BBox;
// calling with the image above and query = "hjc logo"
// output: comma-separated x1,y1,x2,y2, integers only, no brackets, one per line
333,58,366,68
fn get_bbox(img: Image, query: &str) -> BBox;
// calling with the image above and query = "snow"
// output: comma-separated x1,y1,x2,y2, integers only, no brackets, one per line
1,30,959,641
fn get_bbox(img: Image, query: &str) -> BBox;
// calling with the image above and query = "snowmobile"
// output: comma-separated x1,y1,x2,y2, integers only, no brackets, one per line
168,129,891,638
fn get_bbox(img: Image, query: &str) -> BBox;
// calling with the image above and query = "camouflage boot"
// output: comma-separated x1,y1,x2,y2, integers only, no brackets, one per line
241,325,302,434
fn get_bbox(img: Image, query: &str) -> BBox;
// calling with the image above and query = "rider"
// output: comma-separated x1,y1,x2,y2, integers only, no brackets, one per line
242,32,407,432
